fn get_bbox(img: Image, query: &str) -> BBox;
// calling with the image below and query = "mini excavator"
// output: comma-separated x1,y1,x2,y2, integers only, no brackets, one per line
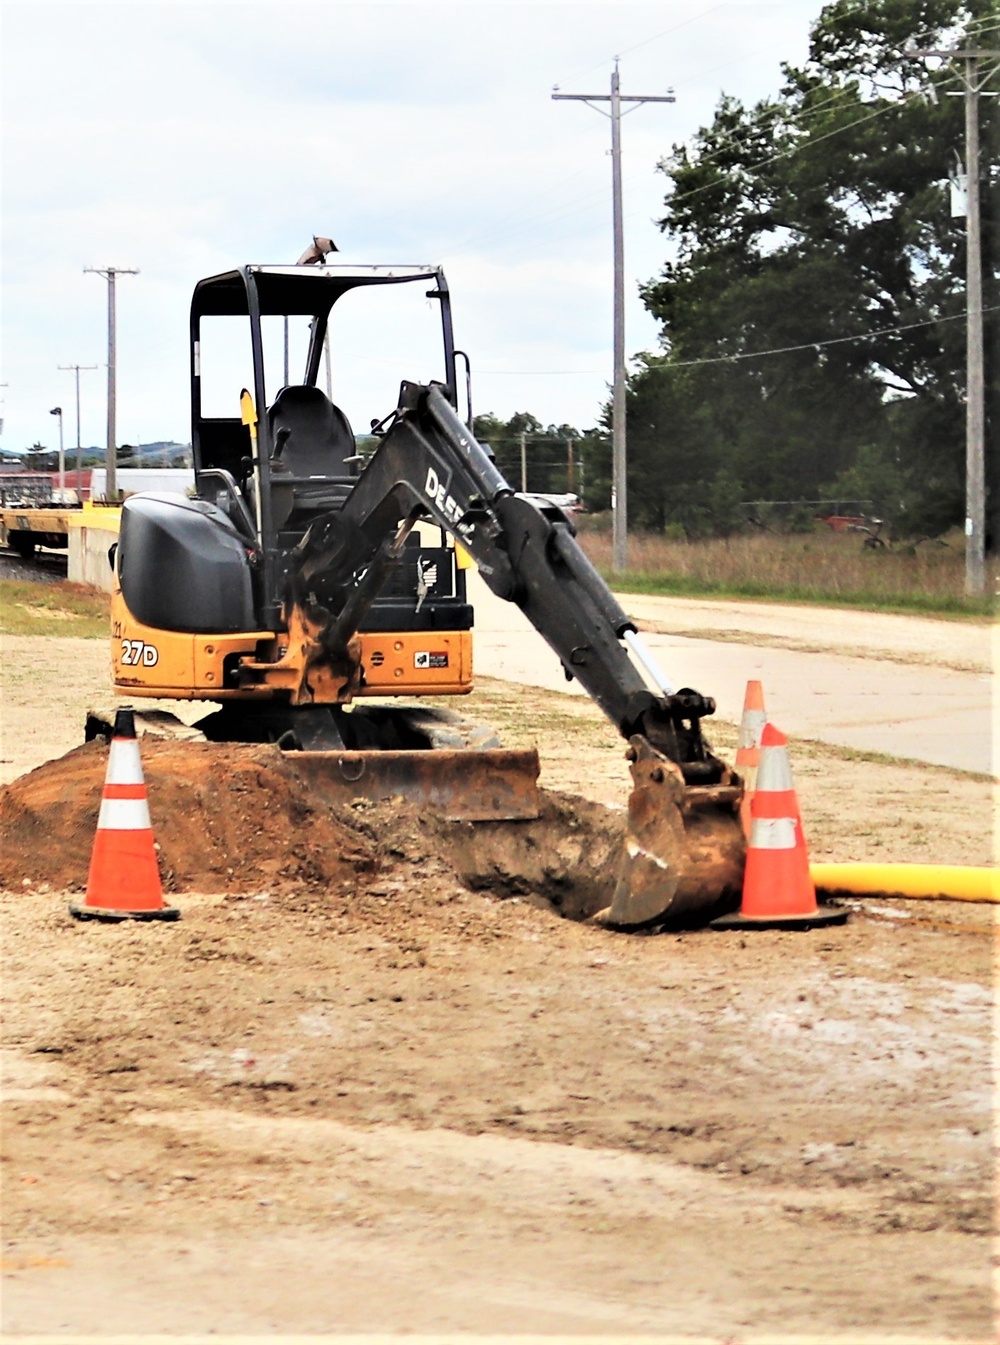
107,245,745,925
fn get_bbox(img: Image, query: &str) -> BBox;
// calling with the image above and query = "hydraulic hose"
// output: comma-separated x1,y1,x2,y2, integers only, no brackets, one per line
810,862,999,904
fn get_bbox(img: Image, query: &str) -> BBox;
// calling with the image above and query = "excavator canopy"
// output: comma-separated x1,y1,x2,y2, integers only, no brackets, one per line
191,263,450,317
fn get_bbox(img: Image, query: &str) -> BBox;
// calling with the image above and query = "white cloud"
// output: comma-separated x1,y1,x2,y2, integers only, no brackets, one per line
1,0,815,452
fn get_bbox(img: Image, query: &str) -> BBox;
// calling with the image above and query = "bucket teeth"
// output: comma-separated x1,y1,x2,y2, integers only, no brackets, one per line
605,737,746,928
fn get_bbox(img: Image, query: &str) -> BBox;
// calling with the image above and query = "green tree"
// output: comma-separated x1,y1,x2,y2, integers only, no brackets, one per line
24,442,55,470
631,0,998,539
472,411,603,499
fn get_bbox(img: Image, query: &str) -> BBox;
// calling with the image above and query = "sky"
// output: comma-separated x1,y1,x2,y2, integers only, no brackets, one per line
2,0,818,455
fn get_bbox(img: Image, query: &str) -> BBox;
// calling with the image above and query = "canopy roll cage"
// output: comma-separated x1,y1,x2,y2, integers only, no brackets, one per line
188,263,464,627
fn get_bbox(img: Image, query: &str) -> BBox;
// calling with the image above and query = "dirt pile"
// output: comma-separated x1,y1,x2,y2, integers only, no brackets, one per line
0,741,376,895
0,740,629,919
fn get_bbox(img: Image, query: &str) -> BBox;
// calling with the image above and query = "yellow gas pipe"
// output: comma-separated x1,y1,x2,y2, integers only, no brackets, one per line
810,863,999,904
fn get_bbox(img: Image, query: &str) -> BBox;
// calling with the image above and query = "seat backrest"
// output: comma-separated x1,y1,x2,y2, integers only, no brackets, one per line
266,385,356,477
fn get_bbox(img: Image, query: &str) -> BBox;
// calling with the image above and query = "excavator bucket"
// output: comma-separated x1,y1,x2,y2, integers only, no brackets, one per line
85,706,540,823
292,746,540,822
296,734,744,922
276,706,541,822
605,737,746,927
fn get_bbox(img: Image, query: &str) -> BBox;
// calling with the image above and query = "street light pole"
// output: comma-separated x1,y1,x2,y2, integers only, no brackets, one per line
554,62,675,572
84,266,138,500
49,406,64,492
58,363,99,487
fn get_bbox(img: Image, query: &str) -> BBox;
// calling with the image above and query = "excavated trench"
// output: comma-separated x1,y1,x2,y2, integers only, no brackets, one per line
433,793,627,921
0,739,629,922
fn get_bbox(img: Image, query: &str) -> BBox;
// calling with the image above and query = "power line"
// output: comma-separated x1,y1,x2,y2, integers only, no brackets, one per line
555,3,726,87
662,304,1000,368
452,62,966,266
964,15,1000,34
643,41,975,218
448,22,819,262
663,72,964,213
670,41,789,91
655,52,964,201
663,20,998,196
444,12,729,259
615,4,727,62
440,162,598,256
454,19,986,268
477,368,604,376
644,303,1000,370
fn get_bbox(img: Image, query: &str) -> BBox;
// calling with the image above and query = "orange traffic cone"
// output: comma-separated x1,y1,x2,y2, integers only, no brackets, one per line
70,708,178,922
712,723,846,930
735,680,766,838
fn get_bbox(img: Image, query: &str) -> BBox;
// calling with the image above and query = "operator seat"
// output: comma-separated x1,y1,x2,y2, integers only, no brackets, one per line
263,384,358,535
267,384,356,476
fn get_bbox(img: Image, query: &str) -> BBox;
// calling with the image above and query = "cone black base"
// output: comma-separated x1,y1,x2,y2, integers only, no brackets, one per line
69,903,179,923
710,905,848,931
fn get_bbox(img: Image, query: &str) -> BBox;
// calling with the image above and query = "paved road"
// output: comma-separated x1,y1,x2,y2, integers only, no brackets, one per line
465,572,996,777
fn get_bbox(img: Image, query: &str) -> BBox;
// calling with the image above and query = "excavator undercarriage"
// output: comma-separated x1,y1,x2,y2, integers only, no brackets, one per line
104,255,745,927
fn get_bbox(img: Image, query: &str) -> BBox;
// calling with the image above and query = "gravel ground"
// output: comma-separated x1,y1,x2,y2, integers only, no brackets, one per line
0,591,994,1338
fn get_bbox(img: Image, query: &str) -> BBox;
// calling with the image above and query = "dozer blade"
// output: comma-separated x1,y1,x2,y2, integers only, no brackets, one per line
604,736,746,928
291,747,540,822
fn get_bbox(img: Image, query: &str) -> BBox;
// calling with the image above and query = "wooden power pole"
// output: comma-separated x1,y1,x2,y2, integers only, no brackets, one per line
554,62,674,572
84,266,139,500
913,43,999,595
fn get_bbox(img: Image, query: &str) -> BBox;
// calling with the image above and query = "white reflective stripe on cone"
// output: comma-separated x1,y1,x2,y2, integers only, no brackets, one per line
755,747,794,794
97,796,153,830
749,816,797,850
107,739,146,785
737,709,766,749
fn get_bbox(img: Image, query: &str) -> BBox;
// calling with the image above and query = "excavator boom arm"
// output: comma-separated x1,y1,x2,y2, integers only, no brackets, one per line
288,382,719,780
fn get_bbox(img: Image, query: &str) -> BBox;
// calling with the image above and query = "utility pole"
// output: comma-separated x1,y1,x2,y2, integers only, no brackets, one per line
519,429,528,492
554,61,674,572
912,43,998,596
84,266,139,500
49,406,65,491
58,363,99,485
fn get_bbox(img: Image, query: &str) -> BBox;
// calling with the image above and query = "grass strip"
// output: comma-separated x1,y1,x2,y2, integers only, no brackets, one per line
598,569,997,619
0,581,111,638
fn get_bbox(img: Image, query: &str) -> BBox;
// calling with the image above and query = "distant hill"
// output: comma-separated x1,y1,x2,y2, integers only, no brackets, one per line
4,442,192,470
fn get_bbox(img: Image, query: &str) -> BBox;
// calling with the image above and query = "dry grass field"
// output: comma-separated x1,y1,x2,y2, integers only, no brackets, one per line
577,521,997,613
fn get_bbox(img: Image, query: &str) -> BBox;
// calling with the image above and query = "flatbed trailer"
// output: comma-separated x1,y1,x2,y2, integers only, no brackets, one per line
0,502,123,559
0,505,78,557
0,469,193,559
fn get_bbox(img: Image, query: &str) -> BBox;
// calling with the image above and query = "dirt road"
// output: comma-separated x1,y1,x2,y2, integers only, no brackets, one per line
0,596,995,1339
467,574,997,775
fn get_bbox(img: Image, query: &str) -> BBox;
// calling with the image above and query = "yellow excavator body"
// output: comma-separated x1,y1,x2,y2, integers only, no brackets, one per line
98,252,748,928
110,585,474,701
